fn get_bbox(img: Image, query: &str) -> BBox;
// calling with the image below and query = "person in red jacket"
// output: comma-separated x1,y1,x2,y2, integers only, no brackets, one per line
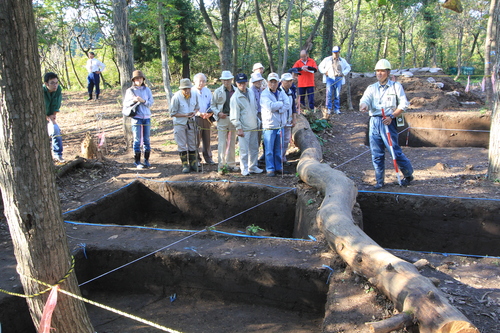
293,50,318,111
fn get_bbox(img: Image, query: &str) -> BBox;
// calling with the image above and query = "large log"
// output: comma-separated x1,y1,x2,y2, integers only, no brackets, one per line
292,114,479,333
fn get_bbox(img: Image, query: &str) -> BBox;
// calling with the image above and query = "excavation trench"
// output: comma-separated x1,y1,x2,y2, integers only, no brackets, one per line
1,178,498,332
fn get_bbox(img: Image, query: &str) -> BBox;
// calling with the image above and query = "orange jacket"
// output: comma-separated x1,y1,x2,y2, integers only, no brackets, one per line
293,57,318,87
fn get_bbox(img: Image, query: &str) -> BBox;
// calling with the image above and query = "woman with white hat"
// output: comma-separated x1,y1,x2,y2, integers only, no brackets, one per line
123,70,154,169
170,78,200,173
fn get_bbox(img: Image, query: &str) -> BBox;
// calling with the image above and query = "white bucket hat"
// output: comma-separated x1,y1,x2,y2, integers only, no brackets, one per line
179,78,193,89
250,72,264,83
253,63,264,71
219,70,234,80
267,72,280,82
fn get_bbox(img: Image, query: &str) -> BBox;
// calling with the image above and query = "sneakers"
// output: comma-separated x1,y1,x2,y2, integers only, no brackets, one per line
229,166,240,172
373,183,383,190
249,167,264,174
241,170,250,176
334,109,342,115
266,172,276,177
54,156,65,163
400,176,414,187
134,162,144,169
143,160,151,168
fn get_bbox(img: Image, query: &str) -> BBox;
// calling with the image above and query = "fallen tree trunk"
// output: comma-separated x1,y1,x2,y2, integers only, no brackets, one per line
292,114,479,333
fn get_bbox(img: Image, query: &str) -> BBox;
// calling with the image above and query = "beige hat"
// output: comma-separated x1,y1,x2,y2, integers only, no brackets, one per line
250,72,264,83
179,78,193,89
131,70,145,81
267,72,280,81
253,63,264,71
220,70,234,80
281,73,293,81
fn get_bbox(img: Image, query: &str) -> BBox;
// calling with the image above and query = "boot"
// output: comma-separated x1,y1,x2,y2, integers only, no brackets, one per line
87,93,92,101
188,151,198,172
95,94,99,101
134,152,144,169
144,151,151,168
180,152,190,173
322,109,331,120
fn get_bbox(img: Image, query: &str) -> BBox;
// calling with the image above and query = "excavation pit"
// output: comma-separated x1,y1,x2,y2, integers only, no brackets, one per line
358,191,500,256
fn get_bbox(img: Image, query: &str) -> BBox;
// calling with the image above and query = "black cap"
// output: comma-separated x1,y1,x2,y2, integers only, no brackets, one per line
235,73,248,83
288,68,302,75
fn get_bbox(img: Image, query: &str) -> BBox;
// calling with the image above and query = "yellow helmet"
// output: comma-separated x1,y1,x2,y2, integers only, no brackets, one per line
374,59,392,70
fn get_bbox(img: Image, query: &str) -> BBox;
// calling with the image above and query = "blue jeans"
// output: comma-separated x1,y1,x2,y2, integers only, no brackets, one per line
326,77,342,111
87,72,101,96
298,86,315,109
263,128,283,172
369,117,413,185
47,121,63,157
131,118,151,153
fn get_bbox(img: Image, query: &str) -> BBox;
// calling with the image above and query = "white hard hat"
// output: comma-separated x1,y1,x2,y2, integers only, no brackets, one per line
374,59,392,70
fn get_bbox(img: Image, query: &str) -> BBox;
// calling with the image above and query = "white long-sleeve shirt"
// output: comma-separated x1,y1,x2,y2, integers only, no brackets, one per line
86,58,106,73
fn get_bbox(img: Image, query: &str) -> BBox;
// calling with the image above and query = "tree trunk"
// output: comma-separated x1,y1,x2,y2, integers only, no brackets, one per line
484,0,497,104
487,0,500,181
345,0,361,112
291,115,479,333
454,22,464,81
231,0,243,75
300,8,324,52
113,0,134,149
255,0,275,72
321,0,334,59
281,0,295,74
0,0,94,331
199,0,232,71
158,1,173,107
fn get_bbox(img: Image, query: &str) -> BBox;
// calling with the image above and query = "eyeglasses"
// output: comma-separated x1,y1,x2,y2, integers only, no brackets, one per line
48,81,59,86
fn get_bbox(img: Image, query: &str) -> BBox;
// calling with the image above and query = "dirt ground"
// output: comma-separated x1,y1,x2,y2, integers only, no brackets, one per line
1,71,500,332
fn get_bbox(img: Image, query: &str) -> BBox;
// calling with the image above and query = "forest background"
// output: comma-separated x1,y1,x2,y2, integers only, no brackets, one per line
35,0,491,91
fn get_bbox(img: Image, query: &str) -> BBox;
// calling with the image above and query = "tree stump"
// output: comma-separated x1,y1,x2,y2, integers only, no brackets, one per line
81,131,101,160
292,114,479,333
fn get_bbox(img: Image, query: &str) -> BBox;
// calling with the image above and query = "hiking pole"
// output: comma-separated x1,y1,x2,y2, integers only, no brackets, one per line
381,108,402,186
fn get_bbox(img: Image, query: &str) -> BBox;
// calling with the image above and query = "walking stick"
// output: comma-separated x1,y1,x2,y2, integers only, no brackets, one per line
381,108,402,186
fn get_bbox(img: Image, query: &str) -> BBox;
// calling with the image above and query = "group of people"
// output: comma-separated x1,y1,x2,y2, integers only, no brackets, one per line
167,69,298,177
43,48,413,189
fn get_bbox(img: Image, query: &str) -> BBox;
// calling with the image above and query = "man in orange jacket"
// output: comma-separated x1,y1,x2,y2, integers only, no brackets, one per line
293,50,318,111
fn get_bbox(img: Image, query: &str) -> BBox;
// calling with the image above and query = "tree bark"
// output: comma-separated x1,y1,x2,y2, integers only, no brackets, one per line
300,8,324,52
281,0,295,74
321,0,334,59
231,0,243,75
487,0,500,181
199,0,233,71
291,115,479,333
158,1,173,107
112,0,134,149
255,0,275,72
345,0,361,112
484,0,497,104
0,0,94,331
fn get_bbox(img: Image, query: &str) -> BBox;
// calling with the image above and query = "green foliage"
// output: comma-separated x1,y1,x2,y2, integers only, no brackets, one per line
246,224,265,236
306,199,316,206
310,119,331,132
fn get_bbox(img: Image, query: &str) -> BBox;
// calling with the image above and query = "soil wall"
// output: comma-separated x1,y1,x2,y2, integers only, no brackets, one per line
358,191,500,256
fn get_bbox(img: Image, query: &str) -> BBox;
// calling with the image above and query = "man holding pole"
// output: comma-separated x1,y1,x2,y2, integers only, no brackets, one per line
359,59,414,190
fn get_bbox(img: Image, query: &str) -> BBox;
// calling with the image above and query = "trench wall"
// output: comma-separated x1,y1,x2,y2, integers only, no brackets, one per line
358,192,500,256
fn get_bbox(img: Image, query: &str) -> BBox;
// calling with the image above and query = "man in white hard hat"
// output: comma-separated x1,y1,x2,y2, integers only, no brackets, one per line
359,59,414,189
318,45,351,118
211,71,239,173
